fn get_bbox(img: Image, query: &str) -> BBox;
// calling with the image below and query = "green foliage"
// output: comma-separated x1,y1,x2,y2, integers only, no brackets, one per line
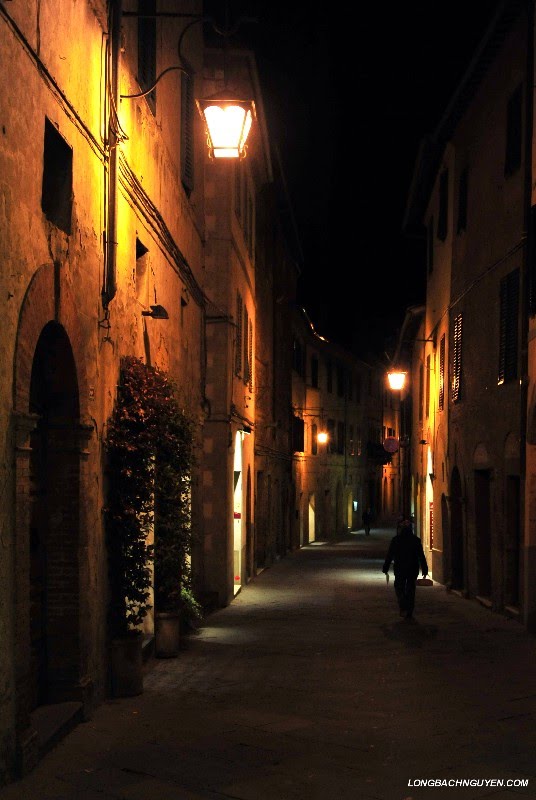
105,356,199,638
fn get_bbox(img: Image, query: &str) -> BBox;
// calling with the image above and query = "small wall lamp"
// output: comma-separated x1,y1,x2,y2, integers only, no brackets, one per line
142,304,169,319
317,431,328,445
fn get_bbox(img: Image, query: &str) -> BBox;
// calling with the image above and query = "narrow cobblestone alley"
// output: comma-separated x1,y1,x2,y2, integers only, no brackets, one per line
3,527,536,800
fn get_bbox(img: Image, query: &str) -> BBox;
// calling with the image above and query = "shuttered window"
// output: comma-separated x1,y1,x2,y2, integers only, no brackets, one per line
418,363,424,422
437,169,448,241
180,72,194,195
248,319,253,392
452,313,463,402
439,334,445,411
498,269,520,385
138,0,156,114
243,306,249,385
425,354,431,418
235,293,243,376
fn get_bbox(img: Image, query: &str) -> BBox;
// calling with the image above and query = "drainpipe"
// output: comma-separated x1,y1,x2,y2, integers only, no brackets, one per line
103,0,122,307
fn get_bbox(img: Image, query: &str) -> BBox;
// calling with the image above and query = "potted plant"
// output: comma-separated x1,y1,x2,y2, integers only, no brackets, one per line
152,381,201,657
105,357,157,696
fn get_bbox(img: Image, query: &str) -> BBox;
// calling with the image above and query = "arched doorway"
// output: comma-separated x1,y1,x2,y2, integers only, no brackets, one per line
450,467,464,590
28,322,81,708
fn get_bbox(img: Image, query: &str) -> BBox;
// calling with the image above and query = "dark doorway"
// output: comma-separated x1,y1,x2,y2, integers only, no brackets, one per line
504,475,521,608
29,322,80,708
474,469,492,598
450,468,464,590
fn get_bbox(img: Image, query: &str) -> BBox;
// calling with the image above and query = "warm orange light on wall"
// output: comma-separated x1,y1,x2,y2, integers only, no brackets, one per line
387,370,407,391
196,97,256,159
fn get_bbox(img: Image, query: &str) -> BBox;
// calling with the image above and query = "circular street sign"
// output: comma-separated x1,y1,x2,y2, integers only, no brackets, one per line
383,437,399,454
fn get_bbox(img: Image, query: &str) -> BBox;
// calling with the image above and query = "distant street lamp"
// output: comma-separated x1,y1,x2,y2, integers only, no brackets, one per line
387,369,407,391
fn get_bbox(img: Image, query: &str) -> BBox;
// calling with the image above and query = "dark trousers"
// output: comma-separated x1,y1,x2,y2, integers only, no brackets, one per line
394,574,417,615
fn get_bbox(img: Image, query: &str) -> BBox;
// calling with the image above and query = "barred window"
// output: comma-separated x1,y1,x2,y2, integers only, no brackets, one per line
452,313,463,402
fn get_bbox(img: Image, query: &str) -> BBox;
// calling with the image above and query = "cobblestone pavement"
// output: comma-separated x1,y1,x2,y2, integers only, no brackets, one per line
3,527,536,800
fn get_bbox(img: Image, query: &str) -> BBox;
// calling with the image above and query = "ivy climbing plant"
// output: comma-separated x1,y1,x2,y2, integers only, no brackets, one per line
105,356,201,639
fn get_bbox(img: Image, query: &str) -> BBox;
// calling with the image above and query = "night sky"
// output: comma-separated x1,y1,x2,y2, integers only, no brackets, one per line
207,1,502,360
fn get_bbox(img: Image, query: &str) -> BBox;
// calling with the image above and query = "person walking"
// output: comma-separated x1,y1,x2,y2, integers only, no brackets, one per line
362,508,373,536
382,519,428,619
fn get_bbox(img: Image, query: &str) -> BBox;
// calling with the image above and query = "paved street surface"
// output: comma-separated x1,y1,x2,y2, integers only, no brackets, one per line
3,527,536,800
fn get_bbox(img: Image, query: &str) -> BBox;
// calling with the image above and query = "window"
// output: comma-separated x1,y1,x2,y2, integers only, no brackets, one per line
439,334,445,411
180,72,194,195
437,169,448,241
234,163,242,220
326,361,333,393
337,365,345,397
337,422,345,455
427,216,434,275
41,118,72,234
498,269,520,385
292,416,304,453
349,425,355,456
505,84,523,177
311,424,318,455
418,362,424,422
235,293,243,376
293,338,304,375
425,354,431,418
452,313,463,402
457,168,468,234
355,374,362,403
135,238,149,301
138,0,156,114
311,355,319,388
327,419,336,453
243,306,250,385
247,319,253,392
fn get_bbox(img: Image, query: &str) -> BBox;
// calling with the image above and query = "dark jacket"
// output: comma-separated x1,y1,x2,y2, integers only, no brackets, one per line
382,528,428,579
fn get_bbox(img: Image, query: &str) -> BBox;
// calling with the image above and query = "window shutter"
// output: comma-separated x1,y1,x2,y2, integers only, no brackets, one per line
248,320,253,392
437,169,448,241
181,71,194,195
138,0,156,114
439,334,445,411
452,313,463,402
235,293,243,376
243,306,249,385
498,269,520,384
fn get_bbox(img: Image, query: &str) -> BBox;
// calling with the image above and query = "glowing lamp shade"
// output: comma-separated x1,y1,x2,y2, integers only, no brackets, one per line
317,431,328,445
387,370,407,391
196,98,255,159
